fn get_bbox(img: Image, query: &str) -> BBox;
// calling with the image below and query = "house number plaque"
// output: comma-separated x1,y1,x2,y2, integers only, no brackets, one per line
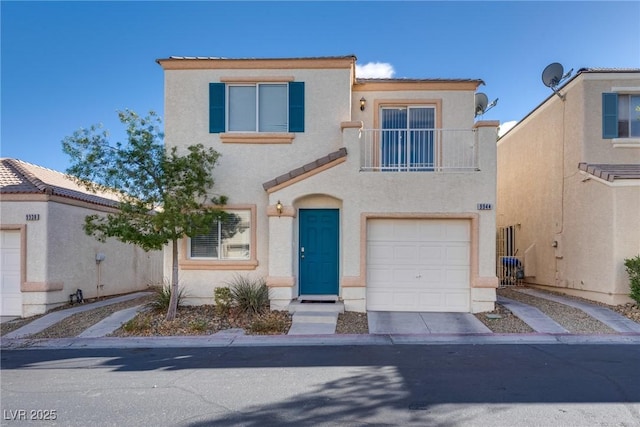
26,214,40,221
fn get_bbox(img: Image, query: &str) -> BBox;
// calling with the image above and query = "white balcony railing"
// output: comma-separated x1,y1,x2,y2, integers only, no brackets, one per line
359,128,478,172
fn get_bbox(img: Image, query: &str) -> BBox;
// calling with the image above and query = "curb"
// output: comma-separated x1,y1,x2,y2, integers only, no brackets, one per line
3,332,640,350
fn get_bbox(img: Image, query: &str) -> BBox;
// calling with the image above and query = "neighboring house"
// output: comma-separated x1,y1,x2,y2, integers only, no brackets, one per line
0,158,163,317
497,68,640,305
157,55,499,313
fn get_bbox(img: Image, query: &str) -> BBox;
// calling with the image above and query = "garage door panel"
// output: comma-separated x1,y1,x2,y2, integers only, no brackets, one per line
394,245,419,263
443,222,471,240
444,268,470,288
417,245,445,263
367,219,471,312
445,244,470,265
416,222,445,240
368,243,396,262
1,230,22,316
366,266,394,284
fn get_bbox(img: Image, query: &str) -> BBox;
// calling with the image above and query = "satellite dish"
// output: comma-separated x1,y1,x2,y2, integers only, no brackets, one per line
542,62,564,88
474,92,498,117
475,93,489,116
541,62,573,100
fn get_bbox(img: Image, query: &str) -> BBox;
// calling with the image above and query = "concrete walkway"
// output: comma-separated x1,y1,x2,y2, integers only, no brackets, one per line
368,312,492,334
514,288,640,333
287,300,343,335
3,292,152,339
497,295,570,333
77,305,150,338
3,288,640,350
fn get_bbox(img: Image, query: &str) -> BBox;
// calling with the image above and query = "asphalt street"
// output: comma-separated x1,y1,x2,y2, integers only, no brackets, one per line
2,344,640,426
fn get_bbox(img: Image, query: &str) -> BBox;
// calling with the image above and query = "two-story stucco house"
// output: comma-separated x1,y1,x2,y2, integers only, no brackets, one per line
497,68,640,305
157,55,499,313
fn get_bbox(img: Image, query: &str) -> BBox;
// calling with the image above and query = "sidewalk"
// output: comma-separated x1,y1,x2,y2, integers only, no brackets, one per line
3,292,152,339
2,289,640,350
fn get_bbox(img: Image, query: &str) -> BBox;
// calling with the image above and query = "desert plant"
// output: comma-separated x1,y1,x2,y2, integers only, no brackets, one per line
149,284,186,313
121,315,151,333
227,275,269,315
248,312,290,335
189,319,208,332
624,255,640,304
214,286,233,316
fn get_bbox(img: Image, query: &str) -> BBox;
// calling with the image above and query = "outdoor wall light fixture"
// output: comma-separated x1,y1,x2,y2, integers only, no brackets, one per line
360,97,366,111
276,200,283,216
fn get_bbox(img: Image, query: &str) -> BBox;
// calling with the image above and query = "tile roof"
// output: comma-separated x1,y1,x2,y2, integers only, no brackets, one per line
0,158,120,208
160,55,357,61
356,77,484,84
578,163,640,182
263,148,347,191
577,68,640,74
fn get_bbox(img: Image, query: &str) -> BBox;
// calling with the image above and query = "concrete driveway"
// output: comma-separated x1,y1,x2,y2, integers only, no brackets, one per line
368,311,492,334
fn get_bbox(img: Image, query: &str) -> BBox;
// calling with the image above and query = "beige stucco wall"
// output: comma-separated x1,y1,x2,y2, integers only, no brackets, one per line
497,72,640,305
266,124,498,313
1,198,163,317
161,61,498,312
163,66,353,301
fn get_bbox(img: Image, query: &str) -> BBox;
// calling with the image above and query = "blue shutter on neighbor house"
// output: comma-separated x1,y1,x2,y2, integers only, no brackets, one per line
209,83,225,133
602,93,618,139
288,82,305,132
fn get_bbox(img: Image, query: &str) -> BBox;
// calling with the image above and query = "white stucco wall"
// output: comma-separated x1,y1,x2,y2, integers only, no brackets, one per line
1,198,163,317
497,72,640,305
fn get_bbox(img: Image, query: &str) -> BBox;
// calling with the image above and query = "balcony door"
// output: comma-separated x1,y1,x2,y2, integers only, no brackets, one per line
380,106,435,171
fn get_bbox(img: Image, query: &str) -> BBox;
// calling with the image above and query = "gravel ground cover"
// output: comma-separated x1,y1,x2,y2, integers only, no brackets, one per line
336,312,369,334
28,295,155,339
473,302,534,333
498,287,616,334
3,287,638,338
109,305,292,337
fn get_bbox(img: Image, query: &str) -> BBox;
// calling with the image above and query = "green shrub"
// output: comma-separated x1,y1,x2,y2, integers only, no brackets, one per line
189,319,208,332
624,255,640,304
248,312,289,335
121,315,151,333
149,284,186,312
214,286,233,316
227,275,269,315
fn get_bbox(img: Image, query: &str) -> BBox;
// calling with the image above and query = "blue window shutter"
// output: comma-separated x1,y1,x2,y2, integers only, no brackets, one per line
209,83,225,133
602,92,618,139
289,82,305,132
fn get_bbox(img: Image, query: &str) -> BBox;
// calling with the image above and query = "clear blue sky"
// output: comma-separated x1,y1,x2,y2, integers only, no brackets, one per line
2,1,639,173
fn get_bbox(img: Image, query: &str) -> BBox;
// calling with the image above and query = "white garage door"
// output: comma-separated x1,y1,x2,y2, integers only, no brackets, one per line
1,230,22,316
367,219,470,312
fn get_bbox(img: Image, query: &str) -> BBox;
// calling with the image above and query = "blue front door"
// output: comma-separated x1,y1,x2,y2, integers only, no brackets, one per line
299,209,339,295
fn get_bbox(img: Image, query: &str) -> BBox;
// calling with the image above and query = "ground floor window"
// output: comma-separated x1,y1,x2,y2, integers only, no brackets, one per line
189,210,251,260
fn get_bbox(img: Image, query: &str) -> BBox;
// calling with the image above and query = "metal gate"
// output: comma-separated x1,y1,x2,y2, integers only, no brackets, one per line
496,226,523,287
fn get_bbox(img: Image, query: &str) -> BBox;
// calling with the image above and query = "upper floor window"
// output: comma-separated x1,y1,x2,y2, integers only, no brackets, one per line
209,82,304,134
603,93,640,138
617,94,640,137
229,84,288,132
380,106,436,171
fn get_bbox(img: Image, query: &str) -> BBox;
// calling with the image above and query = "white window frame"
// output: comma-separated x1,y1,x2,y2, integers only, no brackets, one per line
227,83,288,133
617,93,640,138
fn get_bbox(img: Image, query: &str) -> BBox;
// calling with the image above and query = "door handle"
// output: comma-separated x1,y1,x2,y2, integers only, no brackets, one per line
300,246,305,259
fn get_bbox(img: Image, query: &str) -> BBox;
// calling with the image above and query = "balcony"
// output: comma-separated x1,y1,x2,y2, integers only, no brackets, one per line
359,128,479,172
